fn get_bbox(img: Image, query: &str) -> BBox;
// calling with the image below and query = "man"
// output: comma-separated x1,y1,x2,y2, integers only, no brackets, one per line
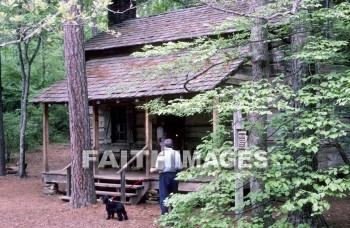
150,139,182,215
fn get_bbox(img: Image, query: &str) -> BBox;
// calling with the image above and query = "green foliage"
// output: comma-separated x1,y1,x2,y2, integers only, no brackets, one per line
137,1,350,226
0,0,112,163
0,0,60,44
48,105,70,143
3,110,20,156
287,2,350,65
137,0,198,16
147,72,350,226
4,104,48,157
1,32,68,157
0,0,113,47
292,37,348,63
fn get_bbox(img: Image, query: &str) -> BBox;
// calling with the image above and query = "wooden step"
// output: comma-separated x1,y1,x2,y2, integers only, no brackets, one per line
94,175,119,181
95,190,138,198
94,174,150,181
95,183,143,190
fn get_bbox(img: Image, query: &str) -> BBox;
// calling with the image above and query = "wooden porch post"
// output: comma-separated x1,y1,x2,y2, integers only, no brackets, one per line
213,99,219,133
43,103,49,172
145,108,152,176
233,111,244,219
92,102,99,175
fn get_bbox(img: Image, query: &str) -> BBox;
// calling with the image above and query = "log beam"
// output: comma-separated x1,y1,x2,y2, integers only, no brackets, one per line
92,103,99,175
213,97,219,133
43,103,49,172
145,108,152,176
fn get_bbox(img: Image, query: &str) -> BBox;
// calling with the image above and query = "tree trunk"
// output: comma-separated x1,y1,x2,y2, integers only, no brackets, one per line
92,18,98,37
17,42,30,178
288,7,328,227
248,12,270,216
41,38,46,83
251,18,270,82
16,38,41,178
63,0,96,208
0,48,6,176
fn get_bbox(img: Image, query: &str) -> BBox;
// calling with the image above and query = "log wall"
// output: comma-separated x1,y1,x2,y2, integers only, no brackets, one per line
89,104,212,154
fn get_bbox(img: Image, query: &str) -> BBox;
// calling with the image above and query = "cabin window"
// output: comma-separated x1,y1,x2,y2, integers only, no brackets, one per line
111,107,127,143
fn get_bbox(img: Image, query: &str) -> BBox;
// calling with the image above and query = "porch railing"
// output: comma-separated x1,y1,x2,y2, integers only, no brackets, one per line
116,145,148,202
63,146,148,203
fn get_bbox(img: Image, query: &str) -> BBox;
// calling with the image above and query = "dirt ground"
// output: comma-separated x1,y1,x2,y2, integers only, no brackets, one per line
0,143,349,227
0,144,160,228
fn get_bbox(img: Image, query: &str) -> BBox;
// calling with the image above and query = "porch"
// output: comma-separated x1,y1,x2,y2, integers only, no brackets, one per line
39,99,218,204
42,164,211,204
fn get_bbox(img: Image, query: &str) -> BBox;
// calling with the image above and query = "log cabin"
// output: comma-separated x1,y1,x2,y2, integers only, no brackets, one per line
31,1,254,203
31,1,349,203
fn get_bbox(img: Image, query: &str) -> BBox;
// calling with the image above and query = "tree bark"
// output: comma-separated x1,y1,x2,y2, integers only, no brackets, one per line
92,18,98,37
288,6,328,227
41,38,46,83
18,42,29,178
63,0,96,208
248,7,270,216
0,48,6,176
250,17,270,82
17,38,40,178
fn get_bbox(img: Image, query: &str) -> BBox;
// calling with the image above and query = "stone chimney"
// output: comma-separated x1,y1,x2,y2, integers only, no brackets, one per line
108,0,136,26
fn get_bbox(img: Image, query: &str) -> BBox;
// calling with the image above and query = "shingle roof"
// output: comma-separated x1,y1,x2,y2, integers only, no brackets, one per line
31,5,252,104
30,48,247,104
85,4,249,51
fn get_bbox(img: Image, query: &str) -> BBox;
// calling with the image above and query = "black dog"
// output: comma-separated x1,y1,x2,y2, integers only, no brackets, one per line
100,195,128,221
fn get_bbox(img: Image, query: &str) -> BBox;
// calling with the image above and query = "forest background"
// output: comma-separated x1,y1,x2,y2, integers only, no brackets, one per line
0,0,181,161
1,0,350,226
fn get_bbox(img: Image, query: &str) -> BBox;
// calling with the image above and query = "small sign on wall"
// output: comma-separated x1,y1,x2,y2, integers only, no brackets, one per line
238,131,247,150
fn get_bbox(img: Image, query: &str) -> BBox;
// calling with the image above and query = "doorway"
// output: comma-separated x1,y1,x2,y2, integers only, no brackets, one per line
157,115,185,151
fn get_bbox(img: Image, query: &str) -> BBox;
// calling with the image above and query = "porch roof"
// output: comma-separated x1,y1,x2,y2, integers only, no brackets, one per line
30,48,247,104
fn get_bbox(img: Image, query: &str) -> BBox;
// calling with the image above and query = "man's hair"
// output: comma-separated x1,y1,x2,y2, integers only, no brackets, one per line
164,139,173,148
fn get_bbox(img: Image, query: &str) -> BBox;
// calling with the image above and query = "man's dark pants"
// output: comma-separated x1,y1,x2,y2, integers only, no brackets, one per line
159,172,178,215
